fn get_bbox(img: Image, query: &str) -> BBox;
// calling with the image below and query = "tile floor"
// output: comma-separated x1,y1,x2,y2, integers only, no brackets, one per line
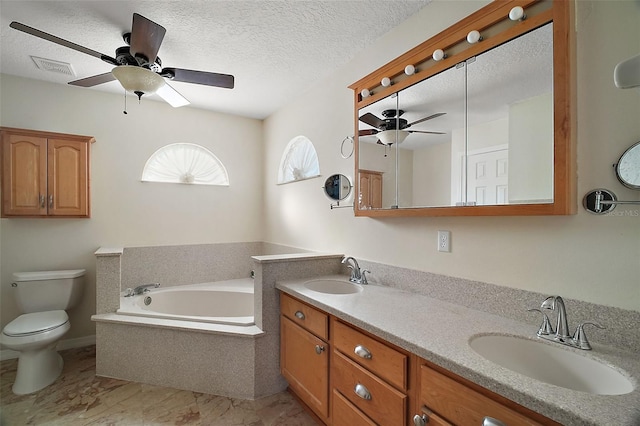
0,345,317,425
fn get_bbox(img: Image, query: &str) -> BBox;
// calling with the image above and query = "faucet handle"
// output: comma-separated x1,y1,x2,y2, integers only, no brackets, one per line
527,308,554,336
361,269,370,285
572,322,605,350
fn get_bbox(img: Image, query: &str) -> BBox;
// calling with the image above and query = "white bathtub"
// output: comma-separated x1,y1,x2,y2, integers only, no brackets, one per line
117,278,254,326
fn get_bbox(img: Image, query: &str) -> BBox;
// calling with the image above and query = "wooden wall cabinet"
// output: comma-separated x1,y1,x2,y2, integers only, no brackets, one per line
1,127,94,218
358,170,383,209
280,293,558,426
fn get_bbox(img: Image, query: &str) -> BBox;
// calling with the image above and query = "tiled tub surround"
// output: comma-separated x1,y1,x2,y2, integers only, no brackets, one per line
92,243,345,400
276,274,640,426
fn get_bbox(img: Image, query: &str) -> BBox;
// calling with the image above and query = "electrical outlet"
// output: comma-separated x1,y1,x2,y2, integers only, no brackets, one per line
437,230,451,252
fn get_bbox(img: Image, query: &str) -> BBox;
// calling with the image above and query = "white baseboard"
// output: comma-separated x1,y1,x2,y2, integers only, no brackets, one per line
0,334,96,361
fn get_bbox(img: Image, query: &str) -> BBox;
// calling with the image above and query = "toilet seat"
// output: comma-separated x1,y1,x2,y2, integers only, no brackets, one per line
2,310,69,337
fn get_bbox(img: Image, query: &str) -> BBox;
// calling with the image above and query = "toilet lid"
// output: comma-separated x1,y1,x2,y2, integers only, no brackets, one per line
3,310,69,336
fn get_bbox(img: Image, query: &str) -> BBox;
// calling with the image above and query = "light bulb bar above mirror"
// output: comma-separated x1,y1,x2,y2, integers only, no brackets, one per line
352,1,553,107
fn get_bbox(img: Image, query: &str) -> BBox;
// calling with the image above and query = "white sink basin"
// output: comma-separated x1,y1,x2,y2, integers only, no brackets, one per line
469,334,634,395
304,279,363,295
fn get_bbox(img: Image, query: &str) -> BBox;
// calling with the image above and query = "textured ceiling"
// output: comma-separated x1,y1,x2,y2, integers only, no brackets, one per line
0,0,430,119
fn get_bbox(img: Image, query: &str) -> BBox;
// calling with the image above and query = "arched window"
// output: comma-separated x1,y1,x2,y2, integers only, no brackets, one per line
141,143,229,185
277,135,320,184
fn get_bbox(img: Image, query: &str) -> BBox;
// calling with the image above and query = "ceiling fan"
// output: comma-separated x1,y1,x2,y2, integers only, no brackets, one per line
9,13,234,107
359,109,446,145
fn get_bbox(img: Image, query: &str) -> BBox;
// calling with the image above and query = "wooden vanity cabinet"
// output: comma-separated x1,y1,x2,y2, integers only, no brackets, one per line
280,293,558,426
280,294,330,423
415,361,559,426
331,318,409,426
1,127,94,218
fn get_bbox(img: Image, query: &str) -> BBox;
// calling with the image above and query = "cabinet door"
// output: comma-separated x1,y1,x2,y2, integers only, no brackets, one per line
281,316,329,420
47,139,88,217
2,134,47,216
359,170,383,209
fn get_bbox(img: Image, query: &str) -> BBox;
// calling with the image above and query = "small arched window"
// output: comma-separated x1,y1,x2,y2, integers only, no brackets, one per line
141,143,229,186
277,135,320,184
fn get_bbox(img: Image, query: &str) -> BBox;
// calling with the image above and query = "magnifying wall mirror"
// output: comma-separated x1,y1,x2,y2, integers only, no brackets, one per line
324,174,352,201
583,141,640,214
615,141,640,190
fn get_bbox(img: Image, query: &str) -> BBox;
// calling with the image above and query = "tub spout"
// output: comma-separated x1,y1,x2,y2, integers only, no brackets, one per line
133,283,160,295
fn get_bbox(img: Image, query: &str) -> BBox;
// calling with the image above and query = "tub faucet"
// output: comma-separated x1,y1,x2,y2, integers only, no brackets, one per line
133,283,160,295
541,295,570,340
342,256,369,284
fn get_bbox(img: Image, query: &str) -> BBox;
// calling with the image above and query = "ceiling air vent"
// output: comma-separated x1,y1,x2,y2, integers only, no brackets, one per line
30,56,76,76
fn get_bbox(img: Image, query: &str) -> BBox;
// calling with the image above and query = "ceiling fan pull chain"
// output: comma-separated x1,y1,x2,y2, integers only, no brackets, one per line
123,90,128,115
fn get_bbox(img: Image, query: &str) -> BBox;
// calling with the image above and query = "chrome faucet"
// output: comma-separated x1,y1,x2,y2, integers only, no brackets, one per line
529,295,605,350
342,256,369,284
541,295,571,340
133,283,160,295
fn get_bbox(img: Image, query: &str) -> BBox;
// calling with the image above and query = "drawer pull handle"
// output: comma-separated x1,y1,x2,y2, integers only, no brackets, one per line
354,383,371,400
483,417,507,426
315,345,325,354
294,311,305,320
413,414,428,426
354,345,372,359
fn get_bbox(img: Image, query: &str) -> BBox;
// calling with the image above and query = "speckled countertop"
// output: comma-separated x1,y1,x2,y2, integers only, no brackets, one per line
276,275,640,426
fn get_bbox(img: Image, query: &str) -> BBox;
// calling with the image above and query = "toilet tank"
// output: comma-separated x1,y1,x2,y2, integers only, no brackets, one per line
12,269,86,313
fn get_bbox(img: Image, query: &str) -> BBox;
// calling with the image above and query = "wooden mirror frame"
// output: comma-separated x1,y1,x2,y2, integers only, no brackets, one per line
349,0,576,217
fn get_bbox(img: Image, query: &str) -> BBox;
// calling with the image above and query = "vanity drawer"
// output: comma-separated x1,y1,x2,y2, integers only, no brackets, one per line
419,365,545,426
332,389,376,426
280,293,328,340
333,319,408,390
332,350,407,426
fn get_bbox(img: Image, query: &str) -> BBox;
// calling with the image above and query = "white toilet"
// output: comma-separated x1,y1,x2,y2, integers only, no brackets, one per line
0,269,85,395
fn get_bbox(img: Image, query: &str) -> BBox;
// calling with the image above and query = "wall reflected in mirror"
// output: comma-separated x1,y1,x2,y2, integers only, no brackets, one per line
357,23,553,209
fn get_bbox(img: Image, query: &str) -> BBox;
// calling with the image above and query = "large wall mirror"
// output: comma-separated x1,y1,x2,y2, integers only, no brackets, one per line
351,1,575,217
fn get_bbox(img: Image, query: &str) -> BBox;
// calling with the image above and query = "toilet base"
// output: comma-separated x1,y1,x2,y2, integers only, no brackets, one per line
13,342,64,395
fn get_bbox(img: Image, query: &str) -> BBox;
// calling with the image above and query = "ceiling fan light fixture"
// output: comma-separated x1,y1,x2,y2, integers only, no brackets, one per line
112,65,165,96
377,130,409,146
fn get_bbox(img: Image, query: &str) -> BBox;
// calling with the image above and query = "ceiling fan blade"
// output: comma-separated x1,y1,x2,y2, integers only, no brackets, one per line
156,82,190,108
162,68,234,89
9,21,118,66
359,113,386,129
408,130,446,135
129,13,166,64
68,72,116,87
359,129,379,136
407,112,446,127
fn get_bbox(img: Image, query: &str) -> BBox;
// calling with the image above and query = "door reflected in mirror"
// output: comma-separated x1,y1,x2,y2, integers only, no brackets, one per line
357,23,554,209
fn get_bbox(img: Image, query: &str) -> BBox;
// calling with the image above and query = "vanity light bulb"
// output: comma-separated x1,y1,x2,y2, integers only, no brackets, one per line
467,30,482,44
381,77,391,87
404,64,415,75
360,88,370,98
432,49,445,61
509,6,526,21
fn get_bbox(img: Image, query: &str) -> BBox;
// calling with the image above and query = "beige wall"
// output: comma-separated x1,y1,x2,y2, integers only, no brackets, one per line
263,1,640,311
0,76,264,338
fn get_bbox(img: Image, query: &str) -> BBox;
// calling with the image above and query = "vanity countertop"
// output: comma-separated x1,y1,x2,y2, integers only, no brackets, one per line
276,275,640,426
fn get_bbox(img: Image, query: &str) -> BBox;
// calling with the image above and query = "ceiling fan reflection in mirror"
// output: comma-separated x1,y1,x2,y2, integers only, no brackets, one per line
9,13,234,108
359,109,446,146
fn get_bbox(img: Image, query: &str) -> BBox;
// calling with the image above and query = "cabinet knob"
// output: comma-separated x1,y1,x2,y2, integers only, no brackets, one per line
294,310,305,320
314,345,325,355
354,345,372,359
48,195,53,208
39,194,45,208
354,383,372,400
